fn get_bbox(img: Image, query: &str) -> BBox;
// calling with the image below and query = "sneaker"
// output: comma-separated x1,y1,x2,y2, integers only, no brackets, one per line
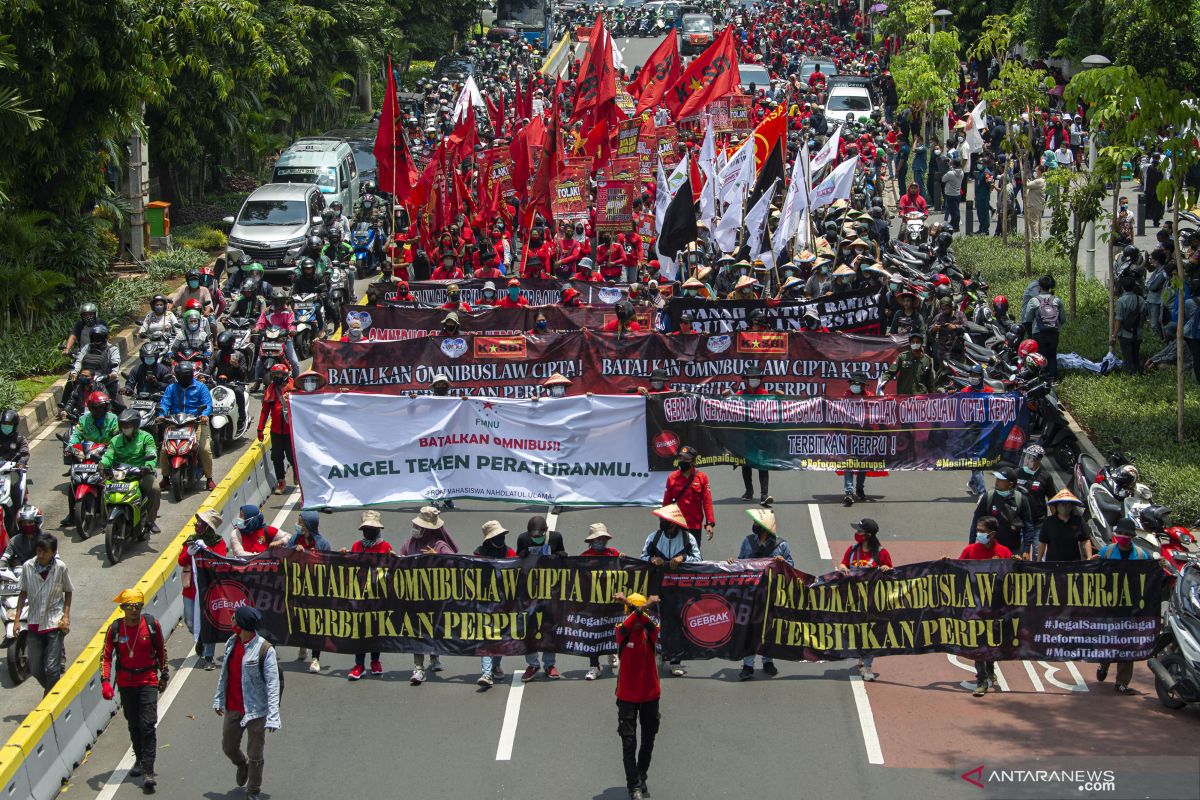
585,667,601,681
1096,664,1109,682
297,648,309,661
639,773,650,797
1115,683,1135,695
739,665,754,681
411,668,426,685
194,642,203,657
429,656,444,673
129,762,144,777
609,654,620,670
740,490,753,500
862,669,877,682
546,666,561,679
308,657,321,673
370,660,383,676
843,493,855,507
855,490,866,501
273,480,285,495
670,665,687,677
492,667,505,681
477,673,494,688
522,665,540,682
762,661,779,677
205,479,217,491
630,790,644,800
202,657,216,671
972,680,988,697
236,762,249,787
760,494,773,507
149,523,161,533
142,772,157,792
348,664,365,681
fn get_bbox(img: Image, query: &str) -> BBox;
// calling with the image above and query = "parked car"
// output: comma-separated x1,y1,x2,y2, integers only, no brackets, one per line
323,126,382,187
271,137,360,213
223,184,325,279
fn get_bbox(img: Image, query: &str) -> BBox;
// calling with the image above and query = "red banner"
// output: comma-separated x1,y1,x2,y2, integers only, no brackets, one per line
710,98,732,132
313,331,904,398
656,126,680,170
617,118,640,157
552,161,591,223
729,95,752,133
345,304,656,339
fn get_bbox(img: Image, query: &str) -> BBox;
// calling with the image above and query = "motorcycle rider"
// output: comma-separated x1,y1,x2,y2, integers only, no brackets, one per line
170,269,216,316
157,361,216,492
124,343,174,397
253,289,303,381
208,331,250,435
138,295,178,341
73,325,123,410
2,504,42,569
0,409,29,518
227,279,267,322
64,390,119,522
323,227,355,269
327,200,351,239
291,257,329,334
100,410,161,534
62,302,103,357
168,310,213,363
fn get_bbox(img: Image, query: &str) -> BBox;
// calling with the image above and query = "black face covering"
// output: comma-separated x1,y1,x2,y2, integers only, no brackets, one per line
432,384,450,396
176,374,193,388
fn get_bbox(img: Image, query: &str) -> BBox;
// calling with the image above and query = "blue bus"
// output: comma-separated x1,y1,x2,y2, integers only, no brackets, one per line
496,0,553,50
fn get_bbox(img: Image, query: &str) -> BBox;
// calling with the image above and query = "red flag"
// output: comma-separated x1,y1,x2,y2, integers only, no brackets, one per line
527,103,561,225
582,118,610,162
665,26,741,120
572,15,616,127
630,33,682,115
752,102,788,173
484,94,502,132
449,103,477,160
373,55,404,200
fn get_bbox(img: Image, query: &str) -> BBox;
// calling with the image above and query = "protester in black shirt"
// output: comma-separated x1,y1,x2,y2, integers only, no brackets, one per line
1037,490,1092,561
1014,444,1056,526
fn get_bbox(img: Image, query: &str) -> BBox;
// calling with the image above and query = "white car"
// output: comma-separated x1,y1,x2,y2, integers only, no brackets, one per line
825,85,874,125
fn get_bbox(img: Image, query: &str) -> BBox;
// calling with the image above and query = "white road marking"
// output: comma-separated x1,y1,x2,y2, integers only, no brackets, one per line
270,489,302,530
27,419,65,451
95,654,199,800
494,504,556,761
1022,660,1045,692
1063,660,1090,691
848,675,885,765
807,503,831,560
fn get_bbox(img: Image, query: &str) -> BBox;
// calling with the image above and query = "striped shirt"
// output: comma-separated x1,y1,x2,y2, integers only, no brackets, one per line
18,556,74,631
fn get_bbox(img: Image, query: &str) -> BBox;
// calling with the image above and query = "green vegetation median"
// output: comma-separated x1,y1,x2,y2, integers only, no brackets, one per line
953,235,1200,521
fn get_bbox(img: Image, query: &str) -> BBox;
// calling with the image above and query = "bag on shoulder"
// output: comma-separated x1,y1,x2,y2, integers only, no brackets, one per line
1036,295,1061,330
258,640,284,698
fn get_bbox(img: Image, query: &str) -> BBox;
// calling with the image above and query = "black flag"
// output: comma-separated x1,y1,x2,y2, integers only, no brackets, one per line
746,138,786,213
658,175,698,258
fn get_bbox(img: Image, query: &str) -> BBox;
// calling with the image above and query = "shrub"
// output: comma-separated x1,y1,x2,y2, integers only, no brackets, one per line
176,225,227,252
0,372,18,411
955,235,1200,520
99,276,168,325
146,247,210,280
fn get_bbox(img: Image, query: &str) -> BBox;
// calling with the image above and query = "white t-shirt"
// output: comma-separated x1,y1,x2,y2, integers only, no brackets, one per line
1054,148,1074,168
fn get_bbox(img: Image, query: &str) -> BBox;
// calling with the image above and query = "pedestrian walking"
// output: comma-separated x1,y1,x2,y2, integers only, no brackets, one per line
642,505,701,676
836,518,893,681
969,468,1036,558
268,509,331,672
660,445,716,546
1014,444,1056,529
517,515,566,681
733,508,792,680
581,523,622,681
344,510,391,680
101,589,168,793
256,363,295,494
957,518,1013,697
13,532,72,694
611,591,662,800
398,506,458,685
214,606,281,800
181,509,227,670
1094,518,1158,694
1037,490,1092,561
475,520,515,688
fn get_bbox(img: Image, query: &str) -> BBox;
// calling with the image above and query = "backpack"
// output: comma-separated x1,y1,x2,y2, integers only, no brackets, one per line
984,492,1019,534
258,640,284,697
1036,295,1061,330
106,614,163,677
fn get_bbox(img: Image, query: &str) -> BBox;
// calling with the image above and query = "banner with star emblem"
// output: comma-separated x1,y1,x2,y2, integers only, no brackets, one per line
289,393,665,508
665,26,741,120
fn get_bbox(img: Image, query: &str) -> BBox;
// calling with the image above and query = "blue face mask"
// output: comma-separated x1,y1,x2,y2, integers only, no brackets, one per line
188,279,199,289
995,488,1013,498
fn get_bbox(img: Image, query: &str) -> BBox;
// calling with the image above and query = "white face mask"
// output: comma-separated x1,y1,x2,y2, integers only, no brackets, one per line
548,385,567,398
747,378,761,389
850,384,864,394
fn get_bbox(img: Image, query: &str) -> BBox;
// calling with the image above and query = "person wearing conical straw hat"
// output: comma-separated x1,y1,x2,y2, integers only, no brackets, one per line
1037,489,1092,562
641,504,700,677
474,520,514,688
730,508,793,681
581,523,622,682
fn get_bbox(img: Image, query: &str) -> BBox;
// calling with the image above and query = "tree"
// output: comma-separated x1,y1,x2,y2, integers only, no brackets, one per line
1044,165,1107,317
1066,66,1200,442
888,0,960,162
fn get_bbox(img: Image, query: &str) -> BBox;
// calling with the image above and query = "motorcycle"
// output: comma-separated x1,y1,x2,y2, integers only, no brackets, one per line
256,325,288,380
0,460,27,541
210,382,248,458
161,413,202,502
1139,506,1197,583
327,261,353,330
351,221,380,277
128,391,163,446
1073,443,1154,551
898,212,928,244
102,464,151,565
56,435,108,539
1023,380,1080,471
1148,556,1200,711
291,292,322,360
222,316,258,373
0,567,29,684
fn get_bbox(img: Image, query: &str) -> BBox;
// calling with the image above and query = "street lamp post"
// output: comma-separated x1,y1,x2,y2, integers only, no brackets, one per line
1081,53,1111,280
933,9,954,145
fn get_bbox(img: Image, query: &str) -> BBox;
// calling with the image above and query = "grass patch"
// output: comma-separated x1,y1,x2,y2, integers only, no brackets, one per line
15,375,58,405
955,235,1200,520
173,224,227,252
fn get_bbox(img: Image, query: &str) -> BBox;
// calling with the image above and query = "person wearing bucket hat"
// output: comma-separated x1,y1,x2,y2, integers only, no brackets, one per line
969,467,1035,559
837,519,893,682
1095,518,1158,693
732,508,793,680
398,507,458,684
268,510,331,672
475,520,515,687
230,504,279,558
581,523,622,681
517,515,567,681
344,511,392,681
214,605,280,800
611,589,663,800
660,445,716,544
1037,489,1091,562
642,505,700,677
181,510,227,669
102,587,168,790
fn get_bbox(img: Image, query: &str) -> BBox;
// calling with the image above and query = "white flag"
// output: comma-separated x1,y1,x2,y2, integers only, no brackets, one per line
718,136,755,196
809,126,842,175
698,119,718,229
810,156,858,209
746,180,779,269
774,143,809,252
714,147,754,253
965,100,988,154
453,76,484,122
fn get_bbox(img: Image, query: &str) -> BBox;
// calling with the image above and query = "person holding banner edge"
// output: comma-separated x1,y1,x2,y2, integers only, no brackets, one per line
836,519,893,682
582,523,623,681
475,520,516,688
517,515,566,681
643,505,701,677
732,508,793,680
957,517,1013,697
735,366,773,506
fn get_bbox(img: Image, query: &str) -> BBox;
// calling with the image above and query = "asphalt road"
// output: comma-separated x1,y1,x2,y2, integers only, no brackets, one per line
0,271,375,743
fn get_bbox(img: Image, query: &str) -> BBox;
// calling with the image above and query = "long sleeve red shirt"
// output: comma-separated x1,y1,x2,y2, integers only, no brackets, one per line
615,611,660,703
662,468,715,529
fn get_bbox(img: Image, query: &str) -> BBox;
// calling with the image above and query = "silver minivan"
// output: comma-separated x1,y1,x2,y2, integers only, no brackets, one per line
271,137,360,212
223,183,325,279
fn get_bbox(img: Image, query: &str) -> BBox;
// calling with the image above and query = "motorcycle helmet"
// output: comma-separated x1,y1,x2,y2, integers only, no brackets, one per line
1021,444,1045,471
1122,244,1140,261
186,269,201,287
1017,339,1039,358
1139,505,1170,533
118,408,141,436
151,294,169,314
139,342,159,365
91,324,109,344
272,288,290,305
936,231,953,249
270,363,291,382
0,408,18,436
1024,352,1047,371
321,209,336,227
298,257,316,276
16,504,42,534
182,309,202,330
329,228,343,245
361,181,377,195
80,302,98,322
184,298,203,313
331,201,344,214
991,295,1008,316
216,331,236,352
934,274,951,287
173,361,195,384
1112,464,1140,492
307,234,323,251
87,391,111,418
247,262,265,276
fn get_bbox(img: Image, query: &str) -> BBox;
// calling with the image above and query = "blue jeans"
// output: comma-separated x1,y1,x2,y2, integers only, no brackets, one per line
742,655,774,667
968,470,985,494
481,655,503,676
944,195,961,230
27,629,65,694
860,655,875,669
843,470,865,494
525,652,556,668
183,596,216,658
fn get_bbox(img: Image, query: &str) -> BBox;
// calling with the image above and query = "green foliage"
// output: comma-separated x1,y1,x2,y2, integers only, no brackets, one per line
174,225,227,251
0,372,18,411
146,247,210,280
954,236,1200,520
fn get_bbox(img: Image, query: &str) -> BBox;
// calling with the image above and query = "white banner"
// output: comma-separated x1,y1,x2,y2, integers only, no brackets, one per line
290,393,665,509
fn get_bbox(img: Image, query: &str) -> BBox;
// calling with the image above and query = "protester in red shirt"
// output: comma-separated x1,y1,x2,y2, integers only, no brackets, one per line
580,523,623,681
230,504,278,557
597,233,626,281
571,258,603,283
560,287,584,307
430,253,464,281
101,588,168,790
179,509,227,668
391,280,416,303
556,228,584,272
602,301,642,335
345,510,392,680
660,445,716,542
497,278,530,308
957,517,1011,696
612,591,662,800
898,183,928,216
256,363,294,495
473,257,505,280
